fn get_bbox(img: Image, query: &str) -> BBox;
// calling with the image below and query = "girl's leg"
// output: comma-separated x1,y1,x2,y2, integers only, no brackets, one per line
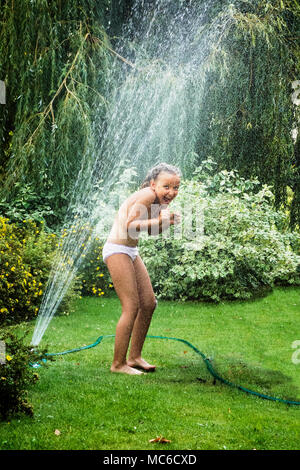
106,253,143,375
127,256,157,371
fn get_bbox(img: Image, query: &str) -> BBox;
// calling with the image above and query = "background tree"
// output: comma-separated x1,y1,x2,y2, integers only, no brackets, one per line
0,0,299,229
0,0,124,228
194,0,300,227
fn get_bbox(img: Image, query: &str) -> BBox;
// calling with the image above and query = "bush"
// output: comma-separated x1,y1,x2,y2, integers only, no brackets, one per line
0,214,115,326
0,182,59,230
0,217,74,325
77,236,113,298
140,160,300,302
0,327,47,421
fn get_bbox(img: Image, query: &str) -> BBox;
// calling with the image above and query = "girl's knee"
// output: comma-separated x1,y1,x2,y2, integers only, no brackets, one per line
118,305,139,332
143,297,157,315
150,297,158,313
121,300,139,318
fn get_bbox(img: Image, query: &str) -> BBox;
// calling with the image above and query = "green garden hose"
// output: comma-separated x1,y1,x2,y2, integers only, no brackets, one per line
35,333,300,406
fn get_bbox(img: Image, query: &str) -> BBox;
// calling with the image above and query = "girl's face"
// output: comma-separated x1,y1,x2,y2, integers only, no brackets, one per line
150,171,180,205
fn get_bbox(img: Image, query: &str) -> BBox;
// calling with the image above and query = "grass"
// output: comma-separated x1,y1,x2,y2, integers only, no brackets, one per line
0,286,300,450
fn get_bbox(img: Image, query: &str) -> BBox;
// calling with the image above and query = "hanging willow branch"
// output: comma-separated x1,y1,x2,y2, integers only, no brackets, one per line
0,0,115,227
24,32,134,148
0,0,299,229
97,37,135,68
25,31,90,147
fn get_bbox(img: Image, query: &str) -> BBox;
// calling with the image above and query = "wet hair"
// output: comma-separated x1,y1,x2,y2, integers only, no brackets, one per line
140,163,181,189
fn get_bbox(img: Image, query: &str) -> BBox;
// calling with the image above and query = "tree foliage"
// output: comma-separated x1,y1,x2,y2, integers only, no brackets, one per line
0,0,114,227
193,0,300,226
0,0,299,229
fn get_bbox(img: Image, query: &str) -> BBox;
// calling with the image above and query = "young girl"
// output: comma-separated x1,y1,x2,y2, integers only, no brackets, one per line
102,163,181,375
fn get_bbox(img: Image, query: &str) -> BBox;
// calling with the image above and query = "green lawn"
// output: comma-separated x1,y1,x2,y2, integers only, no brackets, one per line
1,287,300,450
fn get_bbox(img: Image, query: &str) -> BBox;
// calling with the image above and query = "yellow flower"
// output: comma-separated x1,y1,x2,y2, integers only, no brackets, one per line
6,355,12,361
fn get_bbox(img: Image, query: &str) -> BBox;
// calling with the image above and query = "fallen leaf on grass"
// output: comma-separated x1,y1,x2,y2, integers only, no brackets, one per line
149,436,171,444
54,429,61,436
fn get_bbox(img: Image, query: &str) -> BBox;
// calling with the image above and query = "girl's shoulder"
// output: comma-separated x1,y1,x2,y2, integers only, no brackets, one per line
134,187,157,205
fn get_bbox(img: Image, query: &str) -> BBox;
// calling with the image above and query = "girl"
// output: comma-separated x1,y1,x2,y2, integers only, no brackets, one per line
102,163,181,375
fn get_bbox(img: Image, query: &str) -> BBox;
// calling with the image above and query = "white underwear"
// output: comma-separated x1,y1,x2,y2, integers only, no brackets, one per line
102,242,139,264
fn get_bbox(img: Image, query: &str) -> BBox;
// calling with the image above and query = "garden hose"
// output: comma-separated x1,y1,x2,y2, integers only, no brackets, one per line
32,333,300,406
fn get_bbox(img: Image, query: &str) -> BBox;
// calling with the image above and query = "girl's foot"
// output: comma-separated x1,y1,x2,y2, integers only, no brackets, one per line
110,364,144,375
127,357,156,372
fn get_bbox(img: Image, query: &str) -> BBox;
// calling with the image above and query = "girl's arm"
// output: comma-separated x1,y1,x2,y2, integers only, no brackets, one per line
126,196,160,237
126,192,179,237
127,201,179,238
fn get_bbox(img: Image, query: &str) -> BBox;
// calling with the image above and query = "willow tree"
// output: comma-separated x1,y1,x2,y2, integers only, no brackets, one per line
0,0,117,227
1,0,299,229
193,0,300,228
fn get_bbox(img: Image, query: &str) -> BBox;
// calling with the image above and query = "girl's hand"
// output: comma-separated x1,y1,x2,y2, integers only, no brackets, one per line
171,212,181,225
159,209,181,228
159,208,171,226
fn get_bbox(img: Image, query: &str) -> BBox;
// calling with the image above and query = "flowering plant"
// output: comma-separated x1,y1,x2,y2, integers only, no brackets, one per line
0,217,59,324
0,327,48,420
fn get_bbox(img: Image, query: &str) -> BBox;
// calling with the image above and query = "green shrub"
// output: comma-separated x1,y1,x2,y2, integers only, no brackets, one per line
77,235,113,297
0,327,47,421
0,183,58,230
0,214,115,326
140,160,300,302
0,217,78,325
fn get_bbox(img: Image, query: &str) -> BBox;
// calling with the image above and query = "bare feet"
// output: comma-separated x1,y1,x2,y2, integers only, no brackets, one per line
127,357,156,372
110,364,144,375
